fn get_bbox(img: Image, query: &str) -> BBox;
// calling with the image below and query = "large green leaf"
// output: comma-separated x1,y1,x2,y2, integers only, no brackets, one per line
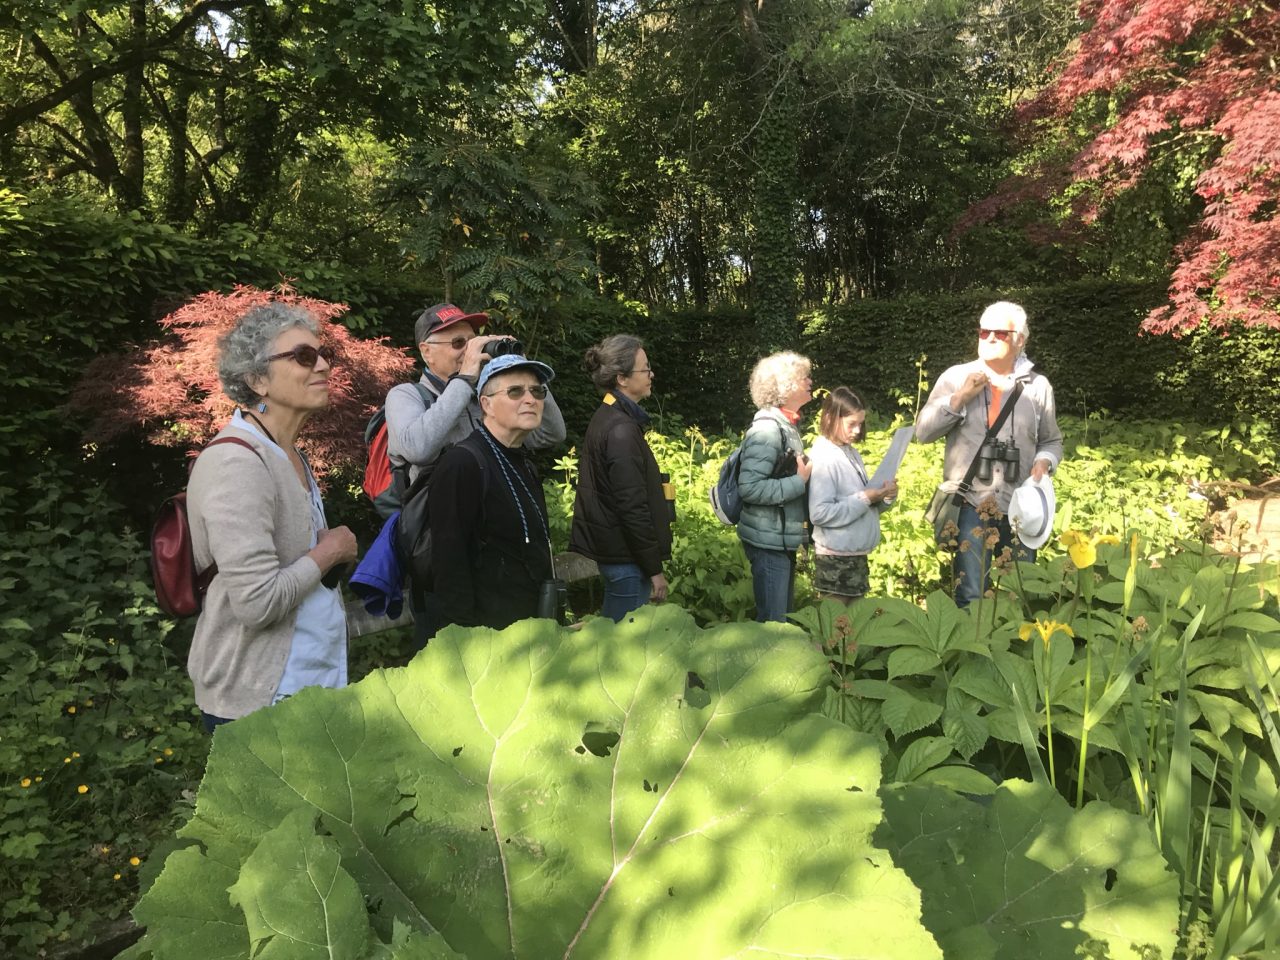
129,607,942,959
879,780,1179,960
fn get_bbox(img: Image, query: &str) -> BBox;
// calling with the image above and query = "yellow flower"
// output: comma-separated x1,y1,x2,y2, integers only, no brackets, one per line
72,751,80,758
129,856,141,867
1059,529,1121,569
77,784,89,794
1019,619,1075,650
154,757,163,764
84,700,94,707
67,705,76,714
34,776,42,783
113,873,121,881
64,757,72,764
163,748,173,757
99,845,111,855
20,777,32,788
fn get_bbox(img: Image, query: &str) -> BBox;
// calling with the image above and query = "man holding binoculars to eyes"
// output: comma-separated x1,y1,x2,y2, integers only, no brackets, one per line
915,301,1063,607
385,303,565,483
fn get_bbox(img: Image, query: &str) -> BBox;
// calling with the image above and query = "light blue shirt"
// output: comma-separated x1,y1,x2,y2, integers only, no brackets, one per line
228,411,347,701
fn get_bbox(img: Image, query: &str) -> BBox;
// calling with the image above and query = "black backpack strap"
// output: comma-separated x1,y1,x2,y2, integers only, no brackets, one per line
951,380,1023,505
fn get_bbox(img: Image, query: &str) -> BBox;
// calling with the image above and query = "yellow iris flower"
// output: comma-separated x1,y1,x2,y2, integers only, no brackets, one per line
1059,529,1121,569
1018,619,1075,649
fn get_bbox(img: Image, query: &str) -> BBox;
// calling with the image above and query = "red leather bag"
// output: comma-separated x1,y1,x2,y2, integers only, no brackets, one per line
150,437,259,618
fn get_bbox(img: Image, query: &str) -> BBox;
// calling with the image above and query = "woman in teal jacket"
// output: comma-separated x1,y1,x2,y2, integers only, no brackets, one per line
737,351,814,621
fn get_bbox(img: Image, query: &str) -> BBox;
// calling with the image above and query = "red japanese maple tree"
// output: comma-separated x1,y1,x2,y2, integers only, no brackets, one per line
961,0,1279,334
71,285,415,474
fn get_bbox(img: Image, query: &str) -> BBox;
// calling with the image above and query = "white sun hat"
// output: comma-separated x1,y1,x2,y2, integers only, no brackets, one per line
1007,474,1056,550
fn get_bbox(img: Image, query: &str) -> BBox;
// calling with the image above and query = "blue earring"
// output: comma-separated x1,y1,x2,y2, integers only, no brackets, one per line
256,400,268,414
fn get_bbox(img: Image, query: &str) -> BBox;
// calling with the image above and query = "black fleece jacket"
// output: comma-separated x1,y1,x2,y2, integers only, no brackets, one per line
429,426,552,630
569,392,674,576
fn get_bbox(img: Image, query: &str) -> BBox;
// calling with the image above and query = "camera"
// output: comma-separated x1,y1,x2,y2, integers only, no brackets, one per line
481,337,524,358
976,439,1021,484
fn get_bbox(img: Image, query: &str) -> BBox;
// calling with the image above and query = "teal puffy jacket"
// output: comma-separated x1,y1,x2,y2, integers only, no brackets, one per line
736,409,809,551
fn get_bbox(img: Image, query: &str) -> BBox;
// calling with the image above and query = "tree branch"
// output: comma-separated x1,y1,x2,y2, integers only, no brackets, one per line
0,0,253,137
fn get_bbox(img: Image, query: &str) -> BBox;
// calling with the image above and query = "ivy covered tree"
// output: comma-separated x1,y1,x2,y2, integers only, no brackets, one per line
961,0,1280,333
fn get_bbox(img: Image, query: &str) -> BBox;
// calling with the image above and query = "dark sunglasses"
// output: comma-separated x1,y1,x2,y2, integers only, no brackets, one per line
425,335,472,350
266,344,336,368
484,383,548,401
978,328,1014,341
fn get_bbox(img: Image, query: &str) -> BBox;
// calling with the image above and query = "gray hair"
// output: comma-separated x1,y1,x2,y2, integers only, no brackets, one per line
980,301,1030,344
217,303,321,407
583,334,644,393
749,351,812,409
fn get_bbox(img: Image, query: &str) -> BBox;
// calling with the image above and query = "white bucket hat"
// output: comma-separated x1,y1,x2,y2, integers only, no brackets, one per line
1007,475,1056,550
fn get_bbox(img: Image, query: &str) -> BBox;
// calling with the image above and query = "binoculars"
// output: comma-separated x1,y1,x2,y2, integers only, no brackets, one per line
482,337,524,358
976,439,1021,484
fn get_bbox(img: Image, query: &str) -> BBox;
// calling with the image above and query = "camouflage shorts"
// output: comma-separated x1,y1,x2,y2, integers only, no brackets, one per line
812,553,870,601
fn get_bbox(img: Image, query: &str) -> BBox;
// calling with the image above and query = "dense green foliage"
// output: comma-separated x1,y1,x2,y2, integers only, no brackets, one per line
0,475,206,953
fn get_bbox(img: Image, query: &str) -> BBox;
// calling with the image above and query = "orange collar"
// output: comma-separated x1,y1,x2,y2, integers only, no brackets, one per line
778,407,801,424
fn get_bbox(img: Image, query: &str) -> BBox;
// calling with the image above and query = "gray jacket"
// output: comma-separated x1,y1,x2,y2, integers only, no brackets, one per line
914,356,1063,513
385,370,566,481
736,408,809,552
808,436,891,555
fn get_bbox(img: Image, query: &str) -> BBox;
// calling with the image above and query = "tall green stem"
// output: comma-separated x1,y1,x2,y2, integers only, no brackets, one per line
1076,639,1093,808
1045,668,1057,788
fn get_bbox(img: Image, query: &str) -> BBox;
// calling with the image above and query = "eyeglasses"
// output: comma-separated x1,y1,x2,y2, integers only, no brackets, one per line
265,344,336,368
483,383,548,401
425,335,472,350
629,367,655,377
979,329,1015,341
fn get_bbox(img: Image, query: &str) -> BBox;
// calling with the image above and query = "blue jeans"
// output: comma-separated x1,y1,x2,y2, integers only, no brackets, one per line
599,562,650,622
742,543,796,623
953,503,1035,608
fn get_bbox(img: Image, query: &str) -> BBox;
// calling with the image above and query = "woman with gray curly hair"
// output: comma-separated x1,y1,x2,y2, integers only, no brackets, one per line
186,302,358,732
736,351,814,621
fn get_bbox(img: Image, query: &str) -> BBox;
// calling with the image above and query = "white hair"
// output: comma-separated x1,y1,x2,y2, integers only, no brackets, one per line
980,301,1029,343
749,351,811,410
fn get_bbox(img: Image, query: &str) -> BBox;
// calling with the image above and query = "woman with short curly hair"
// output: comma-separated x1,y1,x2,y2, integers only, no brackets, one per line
736,351,814,622
186,302,357,732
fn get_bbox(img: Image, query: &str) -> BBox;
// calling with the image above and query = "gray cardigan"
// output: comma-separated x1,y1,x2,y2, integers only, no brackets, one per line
807,435,891,555
736,408,809,552
385,371,566,481
186,425,327,719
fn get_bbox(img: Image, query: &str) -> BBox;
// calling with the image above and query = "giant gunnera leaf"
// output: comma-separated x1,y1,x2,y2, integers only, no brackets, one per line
878,780,1179,960
126,606,942,959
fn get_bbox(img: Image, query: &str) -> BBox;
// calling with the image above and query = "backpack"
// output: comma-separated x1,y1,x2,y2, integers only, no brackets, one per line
363,382,434,519
151,437,261,618
395,441,487,591
709,420,789,526
710,447,746,525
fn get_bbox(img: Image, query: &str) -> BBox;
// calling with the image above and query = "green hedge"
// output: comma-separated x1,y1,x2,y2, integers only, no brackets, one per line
803,279,1211,421
535,282,1280,435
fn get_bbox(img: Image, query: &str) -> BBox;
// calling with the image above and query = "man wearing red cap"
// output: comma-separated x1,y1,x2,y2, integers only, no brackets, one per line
385,303,565,481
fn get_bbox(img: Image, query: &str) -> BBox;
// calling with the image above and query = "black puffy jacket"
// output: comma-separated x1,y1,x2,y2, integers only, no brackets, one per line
569,393,675,576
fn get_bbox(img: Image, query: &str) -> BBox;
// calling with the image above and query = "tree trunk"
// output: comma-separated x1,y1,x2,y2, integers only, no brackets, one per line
119,0,147,211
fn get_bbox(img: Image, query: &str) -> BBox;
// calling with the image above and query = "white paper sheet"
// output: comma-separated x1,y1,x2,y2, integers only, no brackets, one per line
868,426,915,489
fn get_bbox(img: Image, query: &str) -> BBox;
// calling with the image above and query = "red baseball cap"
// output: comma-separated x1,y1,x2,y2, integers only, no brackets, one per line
415,303,489,343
